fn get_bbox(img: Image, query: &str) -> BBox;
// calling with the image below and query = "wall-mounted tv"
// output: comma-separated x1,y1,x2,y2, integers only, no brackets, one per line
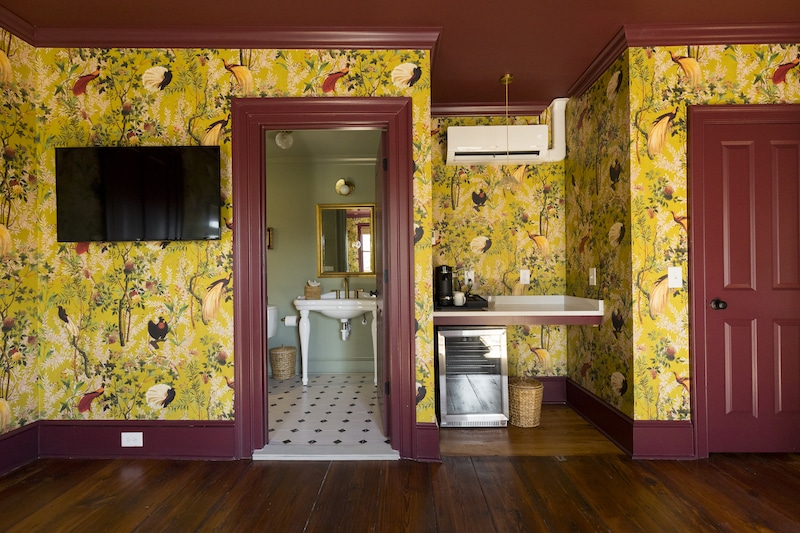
56,146,221,242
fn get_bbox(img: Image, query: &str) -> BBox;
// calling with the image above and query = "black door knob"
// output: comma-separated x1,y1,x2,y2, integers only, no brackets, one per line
710,299,728,310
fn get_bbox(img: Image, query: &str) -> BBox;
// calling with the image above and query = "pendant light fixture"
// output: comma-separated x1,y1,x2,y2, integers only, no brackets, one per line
275,131,294,150
500,73,513,169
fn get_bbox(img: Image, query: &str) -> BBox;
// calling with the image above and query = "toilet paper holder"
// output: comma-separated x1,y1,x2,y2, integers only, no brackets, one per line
282,315,298,327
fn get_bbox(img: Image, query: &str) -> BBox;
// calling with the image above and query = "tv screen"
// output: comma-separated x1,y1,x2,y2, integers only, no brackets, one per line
56,146,221,242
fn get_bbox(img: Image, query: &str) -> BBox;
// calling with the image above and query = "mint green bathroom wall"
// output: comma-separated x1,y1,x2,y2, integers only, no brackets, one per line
266,157,377,374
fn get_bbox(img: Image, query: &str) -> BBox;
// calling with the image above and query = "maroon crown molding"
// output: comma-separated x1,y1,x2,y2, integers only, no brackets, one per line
568,22,800,98
2,21,441,52
431,102,549,118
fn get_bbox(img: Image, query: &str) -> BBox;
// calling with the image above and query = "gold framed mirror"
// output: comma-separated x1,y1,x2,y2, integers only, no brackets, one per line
316,203,375,277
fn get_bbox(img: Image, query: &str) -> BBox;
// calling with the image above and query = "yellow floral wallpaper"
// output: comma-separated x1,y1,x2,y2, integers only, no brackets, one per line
431,115,569,381
567,43,800,421
0,26,434,432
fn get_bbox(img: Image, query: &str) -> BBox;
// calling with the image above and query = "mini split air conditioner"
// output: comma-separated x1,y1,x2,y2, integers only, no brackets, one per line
446,97,568,166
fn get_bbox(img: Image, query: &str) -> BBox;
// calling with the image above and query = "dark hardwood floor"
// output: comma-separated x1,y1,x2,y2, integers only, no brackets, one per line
1,406,799,532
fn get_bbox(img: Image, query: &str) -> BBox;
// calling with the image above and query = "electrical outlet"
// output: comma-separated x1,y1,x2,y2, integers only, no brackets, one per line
589,267,597,286
520,269,531,285
464,270,475,286
668,266,682,288
121,431,143,447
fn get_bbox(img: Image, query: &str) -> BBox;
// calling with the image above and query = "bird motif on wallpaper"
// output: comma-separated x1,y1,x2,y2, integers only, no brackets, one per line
0,224,12,256
415,382,427,404
649,274,671,319
647,109,678,157
201,118,229,146
611,309,624,338
72,68,100,96
322,67,349,93
413,224,424,245
472,188,488,211
57,305,79,338
673,372,691,394
527,232,551,258
78,386,104,413
773,56,800,84
470,235,492,254
148,317,169,349
610,372,627,397
222,59,254,93
0,398,10,429
202,275,231,324
609,159,622,190
671,211,688,233
499,165,526,195
606,70,623,100
0,49,12,83
142,65,173,91
608,222,625,246
224,375,235,390
580,362,592,378
528,345,551,372
392,63,422,88
669,50,702,87
146,384,176,408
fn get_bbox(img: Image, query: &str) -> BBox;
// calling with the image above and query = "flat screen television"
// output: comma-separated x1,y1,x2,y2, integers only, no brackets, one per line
56,146,221,242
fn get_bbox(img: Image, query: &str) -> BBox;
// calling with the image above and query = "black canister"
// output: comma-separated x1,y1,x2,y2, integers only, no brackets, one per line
435,265,454,307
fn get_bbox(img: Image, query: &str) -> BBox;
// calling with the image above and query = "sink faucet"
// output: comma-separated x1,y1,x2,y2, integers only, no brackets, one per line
343,277,349,299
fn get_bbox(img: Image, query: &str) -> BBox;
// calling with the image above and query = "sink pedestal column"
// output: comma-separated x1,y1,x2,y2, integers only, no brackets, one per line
298,309,311,385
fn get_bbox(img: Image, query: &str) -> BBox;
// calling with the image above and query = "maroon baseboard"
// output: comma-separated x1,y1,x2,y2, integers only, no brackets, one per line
632,420,695,459
39,420,237,460
415,422,441,462
0,423,39,476
536,376,567,404
566,379,696,459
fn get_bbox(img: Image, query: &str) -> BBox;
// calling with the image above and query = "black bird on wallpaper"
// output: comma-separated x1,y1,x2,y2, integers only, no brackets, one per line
609,159,622,190
416,383,426,404
413,224,424,244
612,309,624,338
148,317,169,349
472,189,487,211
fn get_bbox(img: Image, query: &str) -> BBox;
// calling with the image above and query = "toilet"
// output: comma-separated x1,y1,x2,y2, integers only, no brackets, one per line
267,305,278,339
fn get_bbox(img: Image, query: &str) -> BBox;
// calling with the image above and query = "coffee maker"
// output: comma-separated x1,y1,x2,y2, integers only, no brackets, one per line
435,265,454,307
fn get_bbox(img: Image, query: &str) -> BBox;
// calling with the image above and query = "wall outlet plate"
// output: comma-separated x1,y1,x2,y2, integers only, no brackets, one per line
589,267,597,286
668,266,682,288
520,269,531,285
121,431,143,447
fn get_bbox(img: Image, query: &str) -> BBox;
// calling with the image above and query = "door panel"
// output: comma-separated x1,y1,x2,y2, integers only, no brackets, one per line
692,105,800,454
374,131,389,437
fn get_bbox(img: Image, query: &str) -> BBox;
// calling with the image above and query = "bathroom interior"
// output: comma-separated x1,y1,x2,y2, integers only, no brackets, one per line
260,128,391,459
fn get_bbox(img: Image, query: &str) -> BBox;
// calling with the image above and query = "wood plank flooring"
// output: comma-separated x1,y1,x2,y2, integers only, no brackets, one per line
1,406,799,532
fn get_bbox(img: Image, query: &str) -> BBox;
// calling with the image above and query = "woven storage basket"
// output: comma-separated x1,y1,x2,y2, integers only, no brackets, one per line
269,346,297,380
508,377,543,428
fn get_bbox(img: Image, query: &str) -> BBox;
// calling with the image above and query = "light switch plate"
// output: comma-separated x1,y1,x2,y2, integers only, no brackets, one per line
464,270,475,286
520,269,531,285
667,266,682,288
589,267,597,286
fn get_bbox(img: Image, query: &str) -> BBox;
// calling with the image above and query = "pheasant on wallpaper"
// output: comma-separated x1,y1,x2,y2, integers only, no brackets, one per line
57,305,79,338
611,309,625,338
222,59,254,93
148,316,169,349
146,383,176,408
472,188,488,211
772,56,800,84
669,49,702,87
78,386,104,413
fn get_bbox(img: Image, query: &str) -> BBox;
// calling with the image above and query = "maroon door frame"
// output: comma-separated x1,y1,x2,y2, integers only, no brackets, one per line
230,97,418,459
689,104,800,457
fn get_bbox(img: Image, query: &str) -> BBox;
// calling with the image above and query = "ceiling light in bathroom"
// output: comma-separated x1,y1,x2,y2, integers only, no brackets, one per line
275,131,294,149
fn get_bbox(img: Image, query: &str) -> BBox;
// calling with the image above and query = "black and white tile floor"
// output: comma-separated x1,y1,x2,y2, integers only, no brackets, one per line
253,373,399,460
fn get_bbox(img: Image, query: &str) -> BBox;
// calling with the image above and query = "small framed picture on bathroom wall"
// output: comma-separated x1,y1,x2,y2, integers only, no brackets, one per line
267,227,274,249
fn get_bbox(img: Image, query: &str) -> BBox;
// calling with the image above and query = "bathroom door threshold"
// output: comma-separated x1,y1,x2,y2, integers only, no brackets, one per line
252,444,399,461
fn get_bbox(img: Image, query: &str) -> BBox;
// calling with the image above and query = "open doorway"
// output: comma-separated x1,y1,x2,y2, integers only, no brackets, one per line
230,97,420,459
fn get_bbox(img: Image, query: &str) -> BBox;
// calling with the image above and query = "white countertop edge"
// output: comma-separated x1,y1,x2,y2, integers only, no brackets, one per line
433,295,604,317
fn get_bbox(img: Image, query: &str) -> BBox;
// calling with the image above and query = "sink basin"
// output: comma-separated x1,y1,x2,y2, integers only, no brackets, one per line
293,293,376,320
292,292,379,385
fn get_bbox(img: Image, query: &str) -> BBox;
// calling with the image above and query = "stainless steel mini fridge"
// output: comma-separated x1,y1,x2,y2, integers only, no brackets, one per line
436,326,509,427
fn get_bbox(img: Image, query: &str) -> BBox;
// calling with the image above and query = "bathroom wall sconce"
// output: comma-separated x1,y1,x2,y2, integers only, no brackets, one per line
335,178,355,196
275,131,293,150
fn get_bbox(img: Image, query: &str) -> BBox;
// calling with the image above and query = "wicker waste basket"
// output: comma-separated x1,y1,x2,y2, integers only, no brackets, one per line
508,377,543,427
269,346,297,380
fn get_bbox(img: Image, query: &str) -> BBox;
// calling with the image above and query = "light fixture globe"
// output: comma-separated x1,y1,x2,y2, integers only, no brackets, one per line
335,178,355,196
275,131,294,150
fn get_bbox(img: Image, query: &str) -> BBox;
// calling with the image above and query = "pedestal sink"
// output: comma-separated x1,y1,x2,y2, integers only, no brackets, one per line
293,293,378,385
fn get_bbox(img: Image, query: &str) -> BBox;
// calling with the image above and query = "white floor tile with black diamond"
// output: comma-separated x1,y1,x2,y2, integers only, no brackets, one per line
252,373,399,461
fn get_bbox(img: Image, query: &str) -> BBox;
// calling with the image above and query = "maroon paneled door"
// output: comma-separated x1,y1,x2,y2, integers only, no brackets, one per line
691,105,800,454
